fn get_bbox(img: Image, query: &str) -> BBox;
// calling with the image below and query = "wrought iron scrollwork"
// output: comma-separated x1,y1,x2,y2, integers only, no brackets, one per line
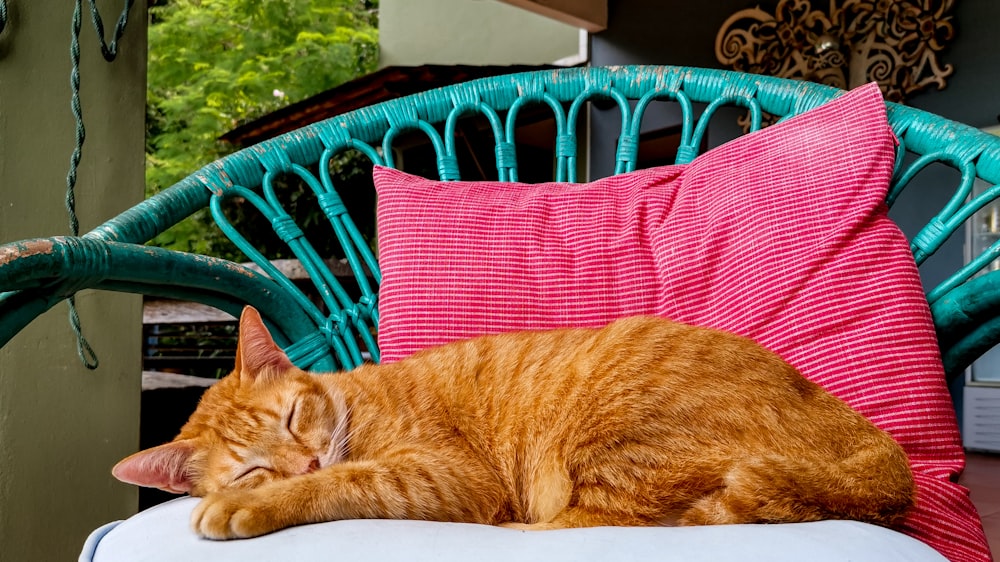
715,0,956,103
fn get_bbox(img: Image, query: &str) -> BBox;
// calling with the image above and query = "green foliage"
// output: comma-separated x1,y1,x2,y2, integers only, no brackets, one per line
146,0,379,258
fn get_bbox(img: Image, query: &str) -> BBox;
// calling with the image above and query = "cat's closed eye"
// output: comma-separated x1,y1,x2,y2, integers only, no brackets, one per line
286,402,298,434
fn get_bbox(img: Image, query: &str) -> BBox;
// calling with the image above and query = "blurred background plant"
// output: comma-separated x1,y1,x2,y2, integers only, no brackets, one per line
145,0,379,260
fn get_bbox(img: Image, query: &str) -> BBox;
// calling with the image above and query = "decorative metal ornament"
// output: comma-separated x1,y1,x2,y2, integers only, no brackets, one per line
715,0,956,103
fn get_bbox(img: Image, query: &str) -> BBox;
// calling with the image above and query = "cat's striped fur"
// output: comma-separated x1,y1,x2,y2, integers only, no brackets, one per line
113,306,914,539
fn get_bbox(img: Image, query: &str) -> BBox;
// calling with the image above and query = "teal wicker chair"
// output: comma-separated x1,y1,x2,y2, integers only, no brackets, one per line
2,66,998,561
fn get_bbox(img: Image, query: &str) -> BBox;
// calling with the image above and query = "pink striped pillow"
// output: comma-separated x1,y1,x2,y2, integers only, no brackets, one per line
374,83,988,562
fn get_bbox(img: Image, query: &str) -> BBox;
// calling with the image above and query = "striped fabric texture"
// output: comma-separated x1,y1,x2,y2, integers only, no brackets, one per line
374,83,990,562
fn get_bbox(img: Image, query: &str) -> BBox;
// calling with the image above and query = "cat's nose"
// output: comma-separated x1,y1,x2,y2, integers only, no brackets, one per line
306,457,320,473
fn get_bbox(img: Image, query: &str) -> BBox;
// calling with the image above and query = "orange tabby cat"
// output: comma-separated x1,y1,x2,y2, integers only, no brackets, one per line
113,306,915,540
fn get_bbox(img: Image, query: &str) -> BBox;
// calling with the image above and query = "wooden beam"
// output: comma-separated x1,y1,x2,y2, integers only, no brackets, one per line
498,0,607,32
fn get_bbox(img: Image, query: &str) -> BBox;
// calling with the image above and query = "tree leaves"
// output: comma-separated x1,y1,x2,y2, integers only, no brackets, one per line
146,0,379,258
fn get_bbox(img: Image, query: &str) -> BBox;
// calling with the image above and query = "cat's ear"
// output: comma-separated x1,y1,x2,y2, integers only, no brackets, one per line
235,306,295,379
111,440,196,494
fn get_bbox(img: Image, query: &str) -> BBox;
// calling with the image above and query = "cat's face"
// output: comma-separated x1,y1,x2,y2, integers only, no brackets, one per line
112,307,350,496
178,365,350,496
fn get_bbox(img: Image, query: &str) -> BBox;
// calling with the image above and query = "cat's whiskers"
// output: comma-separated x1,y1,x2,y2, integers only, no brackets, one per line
319,386,351,468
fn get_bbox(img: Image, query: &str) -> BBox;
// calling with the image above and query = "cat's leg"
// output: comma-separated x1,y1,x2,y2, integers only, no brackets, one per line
505,459,693,531
678,449,914,526
678,457,825,525
523,455,573,525
192,446,506,539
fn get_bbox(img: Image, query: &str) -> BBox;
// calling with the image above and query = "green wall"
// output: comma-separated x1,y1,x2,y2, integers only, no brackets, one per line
379,0,583,67
0,1,146,560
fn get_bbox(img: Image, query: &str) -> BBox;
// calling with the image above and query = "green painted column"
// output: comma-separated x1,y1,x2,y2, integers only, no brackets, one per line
0,1,146,560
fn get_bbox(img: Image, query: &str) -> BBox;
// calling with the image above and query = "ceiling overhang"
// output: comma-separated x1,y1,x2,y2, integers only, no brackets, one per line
497,0,607,32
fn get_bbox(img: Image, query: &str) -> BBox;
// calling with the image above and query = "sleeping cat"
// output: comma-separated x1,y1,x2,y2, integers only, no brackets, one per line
113,306,915,540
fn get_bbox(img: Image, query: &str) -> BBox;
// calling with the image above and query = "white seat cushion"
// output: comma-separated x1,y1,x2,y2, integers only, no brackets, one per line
81,497,947,562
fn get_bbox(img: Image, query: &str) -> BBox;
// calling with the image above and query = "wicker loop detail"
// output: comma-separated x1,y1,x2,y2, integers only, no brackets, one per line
359,294,378,317
438,155,461,181
912,218,948,261
616,135,639,165
382,98,420,129
318,193,348,217
981,145,1000,181
59,237,113,295
323,313,348,338
4,65,1000,381
283,331,330,370
196,164,236,196
255,143,293,173
495,142,517,171
343,305,362,327
556,134,577,159
271,215,304,244
221,155,267,193
675,145,699,165
316,121,352,149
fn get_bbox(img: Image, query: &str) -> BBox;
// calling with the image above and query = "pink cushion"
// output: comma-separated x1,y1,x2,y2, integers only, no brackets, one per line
373,83,989,562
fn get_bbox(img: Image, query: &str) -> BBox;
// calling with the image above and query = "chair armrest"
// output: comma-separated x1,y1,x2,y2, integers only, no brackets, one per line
930,269,1000,380
0,236,337,371
86,175,214,244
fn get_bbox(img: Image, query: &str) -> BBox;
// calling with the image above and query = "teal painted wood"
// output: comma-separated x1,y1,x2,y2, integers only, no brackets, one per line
1,66,999,379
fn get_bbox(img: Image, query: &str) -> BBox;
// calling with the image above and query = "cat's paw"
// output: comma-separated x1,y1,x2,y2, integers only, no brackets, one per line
191,489,285,539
